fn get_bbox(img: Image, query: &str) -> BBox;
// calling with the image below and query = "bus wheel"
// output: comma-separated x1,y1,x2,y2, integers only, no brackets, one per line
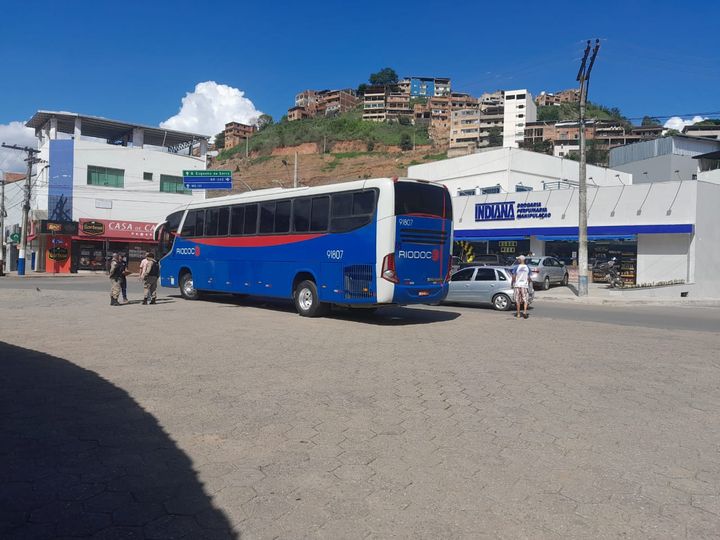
180,271,200,300
294,280,329,317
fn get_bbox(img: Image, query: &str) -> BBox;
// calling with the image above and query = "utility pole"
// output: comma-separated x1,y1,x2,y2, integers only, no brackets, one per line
293,151,298,188
245,135,249,159
0,172,5,276
576,39,600,297
1,144,41,276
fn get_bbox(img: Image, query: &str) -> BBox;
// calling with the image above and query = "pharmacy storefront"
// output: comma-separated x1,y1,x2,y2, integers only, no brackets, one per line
448,180,716,290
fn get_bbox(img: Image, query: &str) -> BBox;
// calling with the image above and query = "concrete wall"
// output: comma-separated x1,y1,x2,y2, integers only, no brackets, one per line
408,148,632,194
698,169,720,185
693,182,720,298
636,233,691,284
451,180,696,233
30,139,206,224
614,153,697,184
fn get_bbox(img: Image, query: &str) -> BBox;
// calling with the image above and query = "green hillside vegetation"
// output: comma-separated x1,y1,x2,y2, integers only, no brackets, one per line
218,107,431,160
537,101,631,126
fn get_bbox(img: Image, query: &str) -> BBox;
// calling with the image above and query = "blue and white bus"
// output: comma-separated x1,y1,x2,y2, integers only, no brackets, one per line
155,177,452,316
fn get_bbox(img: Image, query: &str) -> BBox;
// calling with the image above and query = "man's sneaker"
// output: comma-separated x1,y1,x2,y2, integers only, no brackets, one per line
142,299,148,305
150,299,156,305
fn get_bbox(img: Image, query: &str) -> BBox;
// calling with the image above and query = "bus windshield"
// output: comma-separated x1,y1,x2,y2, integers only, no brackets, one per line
395,182,452,219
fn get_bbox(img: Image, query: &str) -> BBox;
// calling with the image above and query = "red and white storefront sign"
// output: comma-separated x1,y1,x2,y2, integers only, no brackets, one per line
78,218,156,240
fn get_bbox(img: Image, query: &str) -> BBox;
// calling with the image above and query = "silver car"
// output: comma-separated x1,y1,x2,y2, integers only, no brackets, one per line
445,265,529,311
519,256,569,290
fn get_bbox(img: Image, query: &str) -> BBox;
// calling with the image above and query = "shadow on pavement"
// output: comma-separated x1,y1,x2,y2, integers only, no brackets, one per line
175,294,462,325
0,342,237,539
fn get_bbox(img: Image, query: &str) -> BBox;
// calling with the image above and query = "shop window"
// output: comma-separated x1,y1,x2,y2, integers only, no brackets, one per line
87,165,124,188
481,186,501,194
160,174,190,194
143,172,153,181
515,185,533,192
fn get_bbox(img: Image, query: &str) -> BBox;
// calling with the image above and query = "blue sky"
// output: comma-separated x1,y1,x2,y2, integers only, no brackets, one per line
1,0,719,131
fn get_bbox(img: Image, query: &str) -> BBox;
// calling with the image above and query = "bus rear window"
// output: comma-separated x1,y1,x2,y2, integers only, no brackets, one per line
395,182,452,219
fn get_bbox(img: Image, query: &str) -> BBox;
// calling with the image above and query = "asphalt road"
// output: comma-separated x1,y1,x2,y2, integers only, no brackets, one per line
3,275,719,333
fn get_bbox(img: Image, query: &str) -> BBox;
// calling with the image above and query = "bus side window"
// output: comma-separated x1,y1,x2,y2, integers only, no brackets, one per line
195,210,206,237
206,208,220,236
182,210,197,237
218,207,230,236
244,204,258,235
293,198,310,232
230,206,244,235
310,196,329,232
275,200,291,233
259,202,275,233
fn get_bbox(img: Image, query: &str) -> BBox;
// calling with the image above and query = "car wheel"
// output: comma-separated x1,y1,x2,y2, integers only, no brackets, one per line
492,293,511,311
561,273,569,286
294,279,329,317
179,271,200,300
543,276,551,290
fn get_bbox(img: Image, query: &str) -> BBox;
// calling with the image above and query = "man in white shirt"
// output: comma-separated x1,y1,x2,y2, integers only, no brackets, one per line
512,255,530,319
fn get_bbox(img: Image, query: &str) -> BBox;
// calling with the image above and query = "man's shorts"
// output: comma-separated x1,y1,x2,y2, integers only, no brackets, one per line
514,286,529,304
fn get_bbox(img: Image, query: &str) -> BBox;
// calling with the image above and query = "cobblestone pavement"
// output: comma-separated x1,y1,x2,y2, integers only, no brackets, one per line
1,288,719,539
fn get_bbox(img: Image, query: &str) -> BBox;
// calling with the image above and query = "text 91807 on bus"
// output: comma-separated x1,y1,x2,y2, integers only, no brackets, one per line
154,178,453,317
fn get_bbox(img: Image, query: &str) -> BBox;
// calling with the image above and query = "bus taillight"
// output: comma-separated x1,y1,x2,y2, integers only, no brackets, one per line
381,253,399,283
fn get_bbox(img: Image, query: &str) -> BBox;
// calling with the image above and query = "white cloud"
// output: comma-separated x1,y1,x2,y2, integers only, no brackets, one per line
0,121,36,173
160,81,263,139
663,115,706,132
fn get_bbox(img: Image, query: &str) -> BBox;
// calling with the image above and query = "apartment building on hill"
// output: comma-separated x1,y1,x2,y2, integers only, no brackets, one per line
398,76,451,98
536,89,581,107
224,122,256,149
288,88,359,121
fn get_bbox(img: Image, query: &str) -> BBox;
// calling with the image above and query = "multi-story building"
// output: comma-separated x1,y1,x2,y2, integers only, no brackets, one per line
289,88,359,121
449,107,505,154
524,120,664,157
503,89,537,148
449,92,478,111
385,91,412,122
3,111,208,274
362,85,388,122
682,123,720,140
536,88,581,107
224,121,256,150
287,106,309,122
399,77,451,98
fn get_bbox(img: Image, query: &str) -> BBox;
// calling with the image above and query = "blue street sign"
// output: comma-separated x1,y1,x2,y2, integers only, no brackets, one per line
183,170,233,190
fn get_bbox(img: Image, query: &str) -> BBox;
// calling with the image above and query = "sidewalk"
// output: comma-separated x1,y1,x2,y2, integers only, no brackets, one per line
536,281,720,307
1,271,108,278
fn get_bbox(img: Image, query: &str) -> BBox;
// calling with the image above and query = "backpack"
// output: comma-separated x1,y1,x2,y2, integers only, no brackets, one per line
147,259,160,277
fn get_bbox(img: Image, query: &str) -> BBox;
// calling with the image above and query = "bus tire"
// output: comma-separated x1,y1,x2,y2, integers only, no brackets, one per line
179,271,200,300
294,280,329,317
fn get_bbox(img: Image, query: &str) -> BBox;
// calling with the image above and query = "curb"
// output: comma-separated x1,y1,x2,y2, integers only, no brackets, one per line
537,295,720,307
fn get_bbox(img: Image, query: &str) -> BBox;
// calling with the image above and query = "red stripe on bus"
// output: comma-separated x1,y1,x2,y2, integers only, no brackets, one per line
190,233,326,248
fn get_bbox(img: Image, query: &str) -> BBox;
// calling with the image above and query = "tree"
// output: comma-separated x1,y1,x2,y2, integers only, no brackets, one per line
537,106,561,122
523,138,553,155
641,116,661,126
487,126,503,147
399,133,413,151
566,140,608,166
356,83,368,96
257,114,274,131
214,131,225,149
369,67,399,86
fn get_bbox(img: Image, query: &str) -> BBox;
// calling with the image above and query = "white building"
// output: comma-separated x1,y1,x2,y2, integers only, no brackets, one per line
609,135,720,184
502,89,537,148
3,111,209,273
408,147,720,298
408,147,631,195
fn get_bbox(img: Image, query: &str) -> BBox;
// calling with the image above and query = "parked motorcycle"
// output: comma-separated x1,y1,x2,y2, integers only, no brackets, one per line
596,257,624,288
